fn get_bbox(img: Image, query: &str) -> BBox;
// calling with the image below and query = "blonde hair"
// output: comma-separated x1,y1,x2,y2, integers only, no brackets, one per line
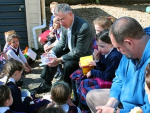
0,59,24,84
50,2,58,10
4,30,16,41
51,81,70,105
93,16,116,29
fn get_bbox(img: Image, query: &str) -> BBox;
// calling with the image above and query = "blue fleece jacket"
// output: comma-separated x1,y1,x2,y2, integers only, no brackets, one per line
144,26,150,36
110,39,150,113
49,15,55,28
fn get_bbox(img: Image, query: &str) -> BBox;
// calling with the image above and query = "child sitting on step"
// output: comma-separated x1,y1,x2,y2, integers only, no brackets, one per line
6,34,31,73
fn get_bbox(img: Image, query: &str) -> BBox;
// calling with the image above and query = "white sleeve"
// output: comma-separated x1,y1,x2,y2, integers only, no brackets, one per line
77,107,82,113
18,47,27,63
60,31,62,40
6,49,25,65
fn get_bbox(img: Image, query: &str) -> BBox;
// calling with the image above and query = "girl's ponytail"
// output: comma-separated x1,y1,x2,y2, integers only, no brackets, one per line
0,59,24,84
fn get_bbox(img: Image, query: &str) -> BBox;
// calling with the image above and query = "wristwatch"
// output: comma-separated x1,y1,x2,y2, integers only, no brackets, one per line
58,58,62,64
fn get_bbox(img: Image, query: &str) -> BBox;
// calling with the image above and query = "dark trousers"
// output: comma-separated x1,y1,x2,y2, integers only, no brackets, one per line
40,50,79,87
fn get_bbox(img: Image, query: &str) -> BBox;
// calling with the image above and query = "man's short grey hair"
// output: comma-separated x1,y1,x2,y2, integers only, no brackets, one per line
109,16,146,44
54,3,72,15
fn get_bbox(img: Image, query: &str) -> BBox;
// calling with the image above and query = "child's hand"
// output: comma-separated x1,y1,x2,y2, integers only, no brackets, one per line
49,26,53,31
45,44,54,53
78,62,82,68
1,52,8,60
22,50,24,54
24,66,31,73
49,31,55,38
87,71,91,78
93,49,100,61
88,61,96,66
25,63,32,70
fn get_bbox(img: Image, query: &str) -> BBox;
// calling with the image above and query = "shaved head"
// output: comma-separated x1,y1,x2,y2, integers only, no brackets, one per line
109,16,145,44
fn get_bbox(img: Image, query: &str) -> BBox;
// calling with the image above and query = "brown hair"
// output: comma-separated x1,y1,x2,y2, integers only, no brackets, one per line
0,85,11,107
96,29,111,44
7,34,20,43
51,81,70,105
50,2,58,9
145,63,150,90
93,16,116,29
0,59,24,84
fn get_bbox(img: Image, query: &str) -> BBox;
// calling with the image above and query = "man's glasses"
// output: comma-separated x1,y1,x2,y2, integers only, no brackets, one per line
57,17,65,23
56,13,68,23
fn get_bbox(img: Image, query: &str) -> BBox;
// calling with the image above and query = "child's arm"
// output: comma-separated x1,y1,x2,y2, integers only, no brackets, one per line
19,48,31,71
9,84,32,112
91,56,121,81
49,15,54,31
6,49,25,65
1,52,8,60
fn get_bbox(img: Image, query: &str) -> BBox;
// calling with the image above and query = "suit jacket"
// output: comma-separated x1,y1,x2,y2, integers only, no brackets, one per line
52,15,92,61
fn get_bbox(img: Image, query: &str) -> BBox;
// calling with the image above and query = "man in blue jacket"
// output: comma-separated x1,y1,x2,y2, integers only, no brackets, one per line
86,16,150,113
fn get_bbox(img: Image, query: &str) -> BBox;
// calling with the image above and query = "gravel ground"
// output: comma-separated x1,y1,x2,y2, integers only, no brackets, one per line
22,4,150,95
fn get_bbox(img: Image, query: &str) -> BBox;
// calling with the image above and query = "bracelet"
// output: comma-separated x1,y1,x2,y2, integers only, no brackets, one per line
58,58,62,64
113,107,118,113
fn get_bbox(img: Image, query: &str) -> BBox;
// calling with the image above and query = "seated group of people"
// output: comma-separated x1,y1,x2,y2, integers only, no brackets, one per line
36,3,150,113
1,2,150,113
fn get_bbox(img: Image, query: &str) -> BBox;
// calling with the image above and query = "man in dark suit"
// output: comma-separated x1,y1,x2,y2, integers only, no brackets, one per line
33,3,92,93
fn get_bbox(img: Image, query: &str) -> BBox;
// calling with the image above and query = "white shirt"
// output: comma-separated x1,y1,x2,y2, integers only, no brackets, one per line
105,47,114,58
67,18,74,50
60,103,82,113
0,76,15,85
6,46,27,65
0,107,10,113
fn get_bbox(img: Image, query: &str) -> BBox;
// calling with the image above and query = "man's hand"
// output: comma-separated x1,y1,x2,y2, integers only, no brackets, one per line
93,49,100,60
47,57,61,67
44,44,49,53
44,44,54,53
96,106,115,113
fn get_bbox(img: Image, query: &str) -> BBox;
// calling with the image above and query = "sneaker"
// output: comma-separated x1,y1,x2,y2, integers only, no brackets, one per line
31,83,51,94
